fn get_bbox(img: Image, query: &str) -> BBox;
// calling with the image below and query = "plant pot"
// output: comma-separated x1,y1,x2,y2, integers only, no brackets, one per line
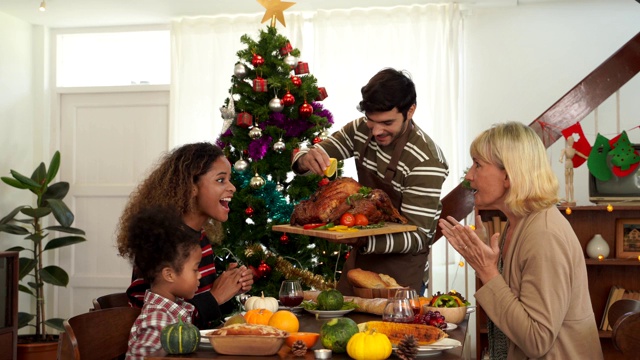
17,336,58,360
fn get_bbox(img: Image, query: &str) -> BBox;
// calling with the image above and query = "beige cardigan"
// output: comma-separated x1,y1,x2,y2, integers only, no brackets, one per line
475,207,602,359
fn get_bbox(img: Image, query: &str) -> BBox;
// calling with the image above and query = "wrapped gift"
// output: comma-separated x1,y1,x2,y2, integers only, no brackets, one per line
294,61,309,75
280,42,293,56
236,112,253,129
252,77,268,92
315,87,328,101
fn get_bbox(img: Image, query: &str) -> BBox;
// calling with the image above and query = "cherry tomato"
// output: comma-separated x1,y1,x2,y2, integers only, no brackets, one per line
339,213,356,227
354,214,369,226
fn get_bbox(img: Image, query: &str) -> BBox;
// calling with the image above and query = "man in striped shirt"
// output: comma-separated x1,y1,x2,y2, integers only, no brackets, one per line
292,68,449,295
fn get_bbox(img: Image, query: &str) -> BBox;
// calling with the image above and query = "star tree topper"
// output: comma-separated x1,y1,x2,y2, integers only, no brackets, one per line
257,0,296,27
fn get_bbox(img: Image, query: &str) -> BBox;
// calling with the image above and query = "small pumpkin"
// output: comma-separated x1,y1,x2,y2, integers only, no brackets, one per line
244,291,279,313
244,308,273,325
160,318,200,354
346,330,392,360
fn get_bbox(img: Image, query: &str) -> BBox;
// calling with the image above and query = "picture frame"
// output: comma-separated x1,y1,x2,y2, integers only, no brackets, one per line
615,218,640,259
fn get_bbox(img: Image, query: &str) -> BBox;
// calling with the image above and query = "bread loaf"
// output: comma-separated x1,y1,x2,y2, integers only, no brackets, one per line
347,268,401,288
206,324,288,337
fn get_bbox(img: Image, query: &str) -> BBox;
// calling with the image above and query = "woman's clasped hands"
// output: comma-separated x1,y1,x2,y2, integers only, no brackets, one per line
210,263,253,304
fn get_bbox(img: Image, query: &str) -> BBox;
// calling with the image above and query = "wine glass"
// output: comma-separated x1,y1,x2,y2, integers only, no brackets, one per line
279,279,304,309
394,288,421,315
382,298,414,323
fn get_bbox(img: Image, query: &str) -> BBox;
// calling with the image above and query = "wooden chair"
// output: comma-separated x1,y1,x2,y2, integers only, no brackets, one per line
92,292,130,310
63,307,141,360
608,299,640,356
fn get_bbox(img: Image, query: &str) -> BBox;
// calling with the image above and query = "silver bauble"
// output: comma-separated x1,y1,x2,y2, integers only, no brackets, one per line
275,183,285,192
269,96,284,113
319,130,330,141
250,173,266,189
233,159,249,172
273,138,286,153
234,63,247,78
284,55,297,68
249,127,262,140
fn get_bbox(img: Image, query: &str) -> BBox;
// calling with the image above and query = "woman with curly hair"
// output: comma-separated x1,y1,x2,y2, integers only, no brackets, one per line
117,142,253,329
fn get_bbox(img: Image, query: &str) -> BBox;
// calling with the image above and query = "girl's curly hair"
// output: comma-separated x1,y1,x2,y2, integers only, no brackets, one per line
124,206,199,283
116,142,225,258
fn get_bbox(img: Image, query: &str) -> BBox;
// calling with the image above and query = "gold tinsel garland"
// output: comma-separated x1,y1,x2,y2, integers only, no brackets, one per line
245,243,335,290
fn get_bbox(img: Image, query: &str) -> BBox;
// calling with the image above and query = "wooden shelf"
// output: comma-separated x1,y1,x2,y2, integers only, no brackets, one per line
475,205,640,360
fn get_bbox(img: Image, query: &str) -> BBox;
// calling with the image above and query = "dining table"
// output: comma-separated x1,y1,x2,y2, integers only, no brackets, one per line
145,310,470,359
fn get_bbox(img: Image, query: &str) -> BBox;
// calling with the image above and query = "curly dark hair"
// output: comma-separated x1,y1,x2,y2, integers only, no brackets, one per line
116,142,225,257
358,68,417,121
124,206,199,283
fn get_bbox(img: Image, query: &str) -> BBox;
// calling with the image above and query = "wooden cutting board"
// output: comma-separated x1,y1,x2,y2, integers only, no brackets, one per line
272,223,417,243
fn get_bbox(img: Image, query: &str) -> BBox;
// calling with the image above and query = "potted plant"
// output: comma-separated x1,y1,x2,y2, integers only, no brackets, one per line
0,151,86,357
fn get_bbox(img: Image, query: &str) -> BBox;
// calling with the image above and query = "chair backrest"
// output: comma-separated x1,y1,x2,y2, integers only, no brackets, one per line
608,299,640,355
92,292,130,310
63,307,141,360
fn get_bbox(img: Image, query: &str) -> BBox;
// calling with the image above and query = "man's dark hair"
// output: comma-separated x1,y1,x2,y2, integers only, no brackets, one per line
358,68,417,120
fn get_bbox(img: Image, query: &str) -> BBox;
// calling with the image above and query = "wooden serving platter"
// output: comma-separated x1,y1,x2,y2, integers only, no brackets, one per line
272,223,417,242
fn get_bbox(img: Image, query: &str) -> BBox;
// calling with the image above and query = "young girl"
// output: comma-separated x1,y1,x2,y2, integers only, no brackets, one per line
116,142,253,329
123,206,202,359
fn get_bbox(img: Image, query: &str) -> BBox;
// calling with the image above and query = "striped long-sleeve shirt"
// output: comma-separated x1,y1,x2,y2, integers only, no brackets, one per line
293,117,448,255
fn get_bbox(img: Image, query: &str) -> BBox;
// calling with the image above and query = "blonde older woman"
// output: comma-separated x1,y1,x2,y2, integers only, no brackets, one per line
439,122,602,359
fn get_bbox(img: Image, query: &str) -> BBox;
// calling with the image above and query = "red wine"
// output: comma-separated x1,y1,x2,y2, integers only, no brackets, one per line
280,295,303,307
412,307,421,315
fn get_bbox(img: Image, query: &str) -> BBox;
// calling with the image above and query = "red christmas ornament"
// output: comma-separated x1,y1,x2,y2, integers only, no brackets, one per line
294,61,309,75
257,260,271,278
236,112,253,129
252,77,268,92
245,206,254,217
291,75,302,87
345,252,350,260
319,178,330,187
280,42,293,56
313,137,322,145
315,87,328,101
299,102,313,118
251,53,265,67
280,233,289,244
282,91,295,106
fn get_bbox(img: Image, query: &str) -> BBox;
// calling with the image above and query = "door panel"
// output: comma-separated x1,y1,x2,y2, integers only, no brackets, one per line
57,90,169,316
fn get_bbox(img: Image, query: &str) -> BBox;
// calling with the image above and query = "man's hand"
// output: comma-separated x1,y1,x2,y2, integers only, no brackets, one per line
209,263,253,304
297,147,331,175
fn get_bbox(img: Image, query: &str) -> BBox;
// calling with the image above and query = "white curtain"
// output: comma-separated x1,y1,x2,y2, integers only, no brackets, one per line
170,14,305,147
170,3,466,299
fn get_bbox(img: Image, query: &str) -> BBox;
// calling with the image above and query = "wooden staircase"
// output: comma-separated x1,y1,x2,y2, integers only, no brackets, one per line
433,31,640,242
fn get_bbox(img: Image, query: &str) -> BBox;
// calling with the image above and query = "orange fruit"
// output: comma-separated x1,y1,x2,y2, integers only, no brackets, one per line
285,332,320,348
268,310,299,333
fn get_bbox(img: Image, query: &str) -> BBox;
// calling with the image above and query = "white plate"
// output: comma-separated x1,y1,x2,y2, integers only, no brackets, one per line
444,322,457,331
304,308,354,318
199,330,213,348
466,306,476,314
392,338,461,357
278,305,303,313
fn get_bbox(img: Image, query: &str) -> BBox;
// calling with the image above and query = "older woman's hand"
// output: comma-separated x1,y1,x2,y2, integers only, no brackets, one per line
438,215,501,285
209,263,253,304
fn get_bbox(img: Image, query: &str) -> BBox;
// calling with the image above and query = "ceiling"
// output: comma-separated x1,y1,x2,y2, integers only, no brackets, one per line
0,0,519,29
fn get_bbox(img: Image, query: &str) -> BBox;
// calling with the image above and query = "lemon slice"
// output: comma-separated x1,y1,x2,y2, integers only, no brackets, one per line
324,158,337,177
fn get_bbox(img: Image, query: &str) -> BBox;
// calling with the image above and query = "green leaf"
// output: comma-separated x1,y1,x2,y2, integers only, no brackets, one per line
31,163,48,187
45,225,85,235
27,281,43,289
46,151,61,184
26,233,46,242
21,207,51,218
18,312,35,328
19,284,35,296
0,206,27,224
19,258,37,280
5,246,26,252
45,318,66,332
1,176,28,189
0,223,30,235
10,170,42,189
44,236,86,251
43,182,69,201
40,265,69,287
46,199,73,227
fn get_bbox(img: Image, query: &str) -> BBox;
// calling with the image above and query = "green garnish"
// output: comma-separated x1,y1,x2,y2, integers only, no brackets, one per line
346,186,373,205
301,300,358,311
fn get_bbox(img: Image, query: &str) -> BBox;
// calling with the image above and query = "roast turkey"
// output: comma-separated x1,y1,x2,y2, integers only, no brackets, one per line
290,177,408,225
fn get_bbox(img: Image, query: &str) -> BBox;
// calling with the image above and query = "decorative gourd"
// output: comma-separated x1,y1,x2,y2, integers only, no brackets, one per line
317,289,344,310
320,317,359,353
347,330,393,360
244,291,279,313
244,308,273,325
160,318,200,354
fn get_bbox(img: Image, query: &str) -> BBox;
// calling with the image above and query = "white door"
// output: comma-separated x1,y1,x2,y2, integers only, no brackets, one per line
55,88,169,317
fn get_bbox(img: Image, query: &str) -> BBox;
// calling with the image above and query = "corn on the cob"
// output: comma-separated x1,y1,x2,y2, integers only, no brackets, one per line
358,321,447,345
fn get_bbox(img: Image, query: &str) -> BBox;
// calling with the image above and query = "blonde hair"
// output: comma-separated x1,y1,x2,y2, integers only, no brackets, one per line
470,122,558,217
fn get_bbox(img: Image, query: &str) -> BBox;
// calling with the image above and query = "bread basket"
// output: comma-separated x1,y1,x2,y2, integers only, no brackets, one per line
353,287,406,299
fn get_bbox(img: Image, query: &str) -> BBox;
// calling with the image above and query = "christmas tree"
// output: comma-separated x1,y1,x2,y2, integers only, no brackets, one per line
214,25,346,299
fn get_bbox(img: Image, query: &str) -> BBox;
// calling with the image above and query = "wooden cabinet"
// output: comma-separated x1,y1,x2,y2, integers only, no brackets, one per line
475,206,640,360
0,252,18,360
